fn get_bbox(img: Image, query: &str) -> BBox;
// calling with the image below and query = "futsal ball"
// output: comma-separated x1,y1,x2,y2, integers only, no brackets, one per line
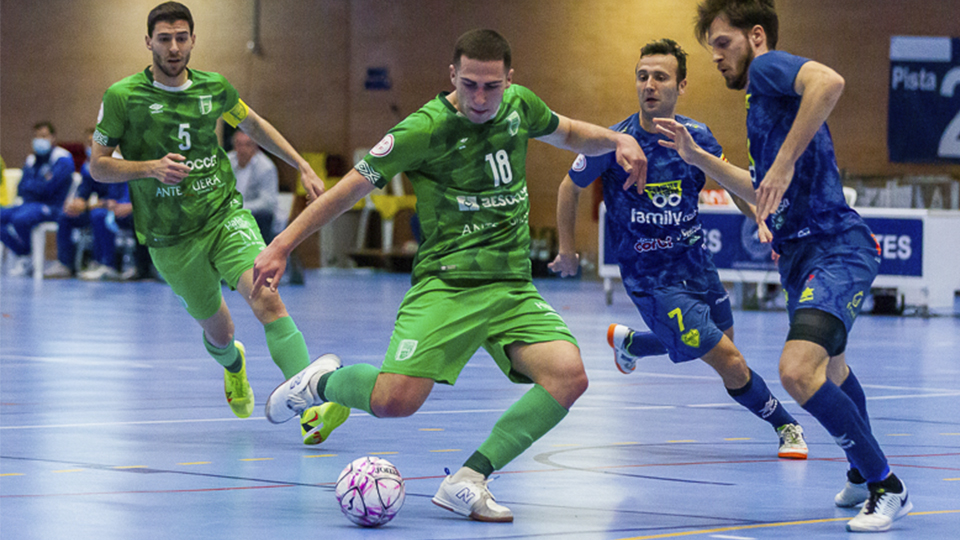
335,456,405,527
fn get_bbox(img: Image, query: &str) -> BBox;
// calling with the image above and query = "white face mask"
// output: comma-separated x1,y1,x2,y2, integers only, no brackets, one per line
32,138,52,155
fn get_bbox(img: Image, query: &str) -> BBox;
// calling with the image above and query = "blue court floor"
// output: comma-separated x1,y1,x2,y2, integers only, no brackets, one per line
1,270,958,539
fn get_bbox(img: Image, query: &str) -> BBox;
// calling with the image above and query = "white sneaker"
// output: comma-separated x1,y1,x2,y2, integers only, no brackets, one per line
607,323,638,374
8,255,31,277
835,479,870,508
43,261,73,279
776,423,808,460
432,468,513,523
79,264,120,281
264,353,341,424
846,478,912,532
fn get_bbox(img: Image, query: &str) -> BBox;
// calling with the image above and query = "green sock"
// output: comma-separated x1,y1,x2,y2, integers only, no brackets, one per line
203,333,240,372
463,451,495,478
477,384,568,470
264,316,310,379
323,364,380,415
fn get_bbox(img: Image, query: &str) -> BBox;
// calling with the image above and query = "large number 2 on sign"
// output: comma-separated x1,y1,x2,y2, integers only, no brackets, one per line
938,67,960,158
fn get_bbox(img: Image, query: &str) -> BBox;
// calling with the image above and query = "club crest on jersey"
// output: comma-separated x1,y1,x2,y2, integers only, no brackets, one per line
572,154,587,172
199,95,213,115
395,339,418,362
506,111,520,136
370,134,395,157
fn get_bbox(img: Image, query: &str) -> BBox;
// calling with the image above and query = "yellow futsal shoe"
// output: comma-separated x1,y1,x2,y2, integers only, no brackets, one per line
224,341,255,418
301,402,351,445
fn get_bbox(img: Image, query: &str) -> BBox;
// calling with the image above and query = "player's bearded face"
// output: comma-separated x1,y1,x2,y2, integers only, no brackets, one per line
147,20,194,82
708,18,753,91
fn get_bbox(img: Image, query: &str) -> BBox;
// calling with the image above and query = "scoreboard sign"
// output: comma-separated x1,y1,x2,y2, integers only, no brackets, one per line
888,36,960,163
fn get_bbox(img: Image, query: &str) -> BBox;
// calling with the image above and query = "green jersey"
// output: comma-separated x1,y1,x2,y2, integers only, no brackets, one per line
358,84,559,284
95,68,250,247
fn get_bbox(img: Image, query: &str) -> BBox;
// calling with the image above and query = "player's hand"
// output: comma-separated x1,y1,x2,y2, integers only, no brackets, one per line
615,134,647,193
154,153,191,185
757,217,774,244
113,202,134,219
654,118,703,166
755,159,794,223
548,252,580,278
251,241,288,298
300,164,325,204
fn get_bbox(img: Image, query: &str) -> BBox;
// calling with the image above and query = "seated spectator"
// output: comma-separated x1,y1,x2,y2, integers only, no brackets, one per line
1,121,75,276
46,129,115,278
77,182,137,281
228,130,279,243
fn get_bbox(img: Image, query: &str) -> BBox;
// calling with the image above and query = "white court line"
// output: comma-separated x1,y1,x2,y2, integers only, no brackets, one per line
3,390,957,431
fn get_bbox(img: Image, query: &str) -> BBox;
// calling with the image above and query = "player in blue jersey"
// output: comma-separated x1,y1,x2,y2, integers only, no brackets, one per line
652,1,909,533
551,38,807,460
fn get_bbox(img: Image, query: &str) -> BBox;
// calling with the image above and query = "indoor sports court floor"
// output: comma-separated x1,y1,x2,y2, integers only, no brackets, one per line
1,270,958,539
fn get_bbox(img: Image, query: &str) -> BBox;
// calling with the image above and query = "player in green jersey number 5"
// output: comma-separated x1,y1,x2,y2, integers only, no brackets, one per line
254,29,647,522
90,2,350,446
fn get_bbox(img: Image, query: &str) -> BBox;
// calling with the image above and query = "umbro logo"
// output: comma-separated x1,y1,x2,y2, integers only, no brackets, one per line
834,433,855,450
150,103,164,114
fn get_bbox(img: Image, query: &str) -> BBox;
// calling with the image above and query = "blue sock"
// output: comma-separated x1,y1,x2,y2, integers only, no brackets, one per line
840,368,870,479
801,381,889,482
727,369,798,428
840,368,870,427
625,330,668,357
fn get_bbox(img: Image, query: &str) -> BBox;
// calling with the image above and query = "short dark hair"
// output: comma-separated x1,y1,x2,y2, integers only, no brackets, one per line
33,121,55,135
694,0,778,49
453,29,512,71
148,2,194,37
639,38,689,82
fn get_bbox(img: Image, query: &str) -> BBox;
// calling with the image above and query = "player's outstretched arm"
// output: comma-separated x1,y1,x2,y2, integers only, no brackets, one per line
238,109,325,203
548,175,583,278
654,118,756,203
251,170,375,298
756,61,844,222
89,142,189,185
537,115,647,192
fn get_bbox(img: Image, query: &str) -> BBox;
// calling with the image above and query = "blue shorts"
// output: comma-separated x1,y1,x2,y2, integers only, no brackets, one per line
777,222,880,332
629,271,733,363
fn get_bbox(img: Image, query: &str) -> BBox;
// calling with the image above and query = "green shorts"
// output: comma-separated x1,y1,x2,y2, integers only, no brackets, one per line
381,277,579,385
149,208,265,320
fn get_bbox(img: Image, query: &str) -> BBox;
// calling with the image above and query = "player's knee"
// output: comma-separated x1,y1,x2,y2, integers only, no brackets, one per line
549,357,588,406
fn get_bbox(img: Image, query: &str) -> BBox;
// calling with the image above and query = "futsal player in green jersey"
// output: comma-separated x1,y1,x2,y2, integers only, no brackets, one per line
256,29,647,522
89,2,350,446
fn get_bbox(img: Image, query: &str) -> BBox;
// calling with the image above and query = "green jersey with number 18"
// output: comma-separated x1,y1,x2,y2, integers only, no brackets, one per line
357,84,559,284
94,67,250,247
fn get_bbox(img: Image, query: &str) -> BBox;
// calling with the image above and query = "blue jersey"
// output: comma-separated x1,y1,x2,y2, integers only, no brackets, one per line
746,50,862,252
568,113,723,290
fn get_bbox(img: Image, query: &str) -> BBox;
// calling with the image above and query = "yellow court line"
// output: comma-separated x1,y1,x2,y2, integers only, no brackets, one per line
614,510,960,540
53,469,84,473
0,473,24,477
941,432,960,436
419,428,443,431
946,478,960,481
305,454,337,458
177,462,211,466
429,449,461,453
239,458,272,462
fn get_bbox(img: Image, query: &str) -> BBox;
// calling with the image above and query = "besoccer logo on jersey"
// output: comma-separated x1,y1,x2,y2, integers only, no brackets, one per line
644,180,682,208
199,95,213,115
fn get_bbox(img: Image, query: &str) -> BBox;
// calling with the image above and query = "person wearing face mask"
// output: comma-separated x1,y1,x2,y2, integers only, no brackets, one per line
1,121,76,276
45,128,123,279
